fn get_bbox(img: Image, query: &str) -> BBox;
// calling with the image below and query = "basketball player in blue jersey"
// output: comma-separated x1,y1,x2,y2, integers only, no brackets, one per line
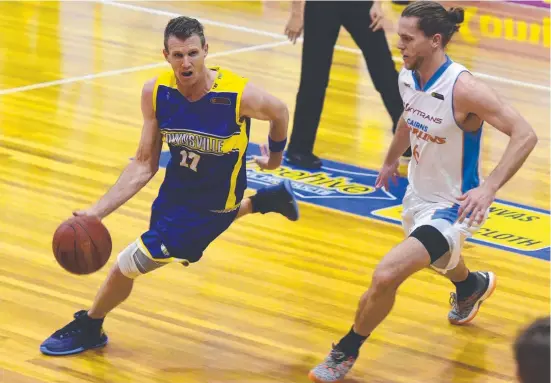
40,16,299,356
308,2,538,382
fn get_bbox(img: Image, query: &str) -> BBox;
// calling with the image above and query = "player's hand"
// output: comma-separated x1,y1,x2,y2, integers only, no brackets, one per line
375,160,399,191
73,209,102,220
369,2,385,32
284,13,303,44
254,144,282,170
457,184,496,226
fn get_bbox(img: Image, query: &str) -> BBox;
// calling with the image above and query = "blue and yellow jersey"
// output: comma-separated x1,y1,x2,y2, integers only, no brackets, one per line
153,66,250,212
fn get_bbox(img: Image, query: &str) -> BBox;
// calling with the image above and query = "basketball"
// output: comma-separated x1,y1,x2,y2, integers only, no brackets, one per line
52,216,112,275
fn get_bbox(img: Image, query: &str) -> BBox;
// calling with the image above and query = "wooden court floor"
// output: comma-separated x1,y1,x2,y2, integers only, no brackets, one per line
0,1,549,382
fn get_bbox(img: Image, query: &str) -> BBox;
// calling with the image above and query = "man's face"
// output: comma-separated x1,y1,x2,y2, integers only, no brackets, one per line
163,34,208,87
397,16,440,71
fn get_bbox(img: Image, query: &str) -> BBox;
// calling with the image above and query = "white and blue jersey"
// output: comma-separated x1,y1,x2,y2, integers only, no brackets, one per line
398,56,483,205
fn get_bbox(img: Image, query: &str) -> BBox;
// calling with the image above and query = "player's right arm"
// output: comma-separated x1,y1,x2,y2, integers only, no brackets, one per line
75,78,163,220
284,0,304,44
375,115,410,190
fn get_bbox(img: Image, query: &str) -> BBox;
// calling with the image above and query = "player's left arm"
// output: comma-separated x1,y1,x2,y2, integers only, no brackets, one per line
454,72,538,225
240,82,289,170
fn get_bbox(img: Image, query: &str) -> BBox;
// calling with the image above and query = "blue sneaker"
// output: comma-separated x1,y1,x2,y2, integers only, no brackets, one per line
40,310,108,356
253,180,299,221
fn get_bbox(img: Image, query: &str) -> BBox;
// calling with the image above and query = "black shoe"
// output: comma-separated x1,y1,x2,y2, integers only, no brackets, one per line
284,152,322,169
40,310,108,356
251,180,299,221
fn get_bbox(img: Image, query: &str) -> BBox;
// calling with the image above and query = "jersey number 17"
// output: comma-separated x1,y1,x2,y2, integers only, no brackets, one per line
180,149,201,172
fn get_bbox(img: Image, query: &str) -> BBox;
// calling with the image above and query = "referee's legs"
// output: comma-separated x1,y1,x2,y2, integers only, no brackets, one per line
286,1,341,169
343,2,411,157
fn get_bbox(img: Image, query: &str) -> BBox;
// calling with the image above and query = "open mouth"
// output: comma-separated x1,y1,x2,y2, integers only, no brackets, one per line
182,71,193,77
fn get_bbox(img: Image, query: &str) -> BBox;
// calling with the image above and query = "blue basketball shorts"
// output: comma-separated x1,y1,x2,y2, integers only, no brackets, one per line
138,202,239,264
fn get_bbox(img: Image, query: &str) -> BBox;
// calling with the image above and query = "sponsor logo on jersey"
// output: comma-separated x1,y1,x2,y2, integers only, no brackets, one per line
405,104,443,124
210,97,232,106
406,119,447,144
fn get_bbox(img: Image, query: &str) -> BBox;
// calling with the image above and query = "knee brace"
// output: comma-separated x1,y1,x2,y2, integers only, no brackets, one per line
409,224,450,264
117,241,164,279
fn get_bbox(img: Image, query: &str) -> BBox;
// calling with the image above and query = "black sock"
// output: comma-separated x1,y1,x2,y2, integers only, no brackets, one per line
250,185,282,214
336,326,369,357
77,311,104,335
452,272,479,298
249,192,268,214
84,314,104,324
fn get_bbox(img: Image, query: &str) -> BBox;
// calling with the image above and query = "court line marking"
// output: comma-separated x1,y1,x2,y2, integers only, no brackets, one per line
100,0,550,92
0,40,290,96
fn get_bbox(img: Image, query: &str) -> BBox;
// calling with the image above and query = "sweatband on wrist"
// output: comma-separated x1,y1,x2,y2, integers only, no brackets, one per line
268,137,287,152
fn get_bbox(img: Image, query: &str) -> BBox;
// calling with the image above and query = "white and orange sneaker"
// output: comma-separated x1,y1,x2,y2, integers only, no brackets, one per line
448,271,497,325
308,344,358,383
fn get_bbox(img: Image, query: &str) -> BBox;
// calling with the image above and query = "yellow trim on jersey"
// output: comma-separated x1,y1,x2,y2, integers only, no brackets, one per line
152,77,159,113
225,119,249,209
208,66,249,126
153,70,177,113
212,67,249,209
137,237,185,264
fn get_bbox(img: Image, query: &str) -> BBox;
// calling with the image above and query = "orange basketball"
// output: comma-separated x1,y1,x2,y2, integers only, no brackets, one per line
52,215,112,275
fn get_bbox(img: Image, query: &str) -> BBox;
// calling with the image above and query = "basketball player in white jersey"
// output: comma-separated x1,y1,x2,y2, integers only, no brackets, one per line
308,2,538,382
